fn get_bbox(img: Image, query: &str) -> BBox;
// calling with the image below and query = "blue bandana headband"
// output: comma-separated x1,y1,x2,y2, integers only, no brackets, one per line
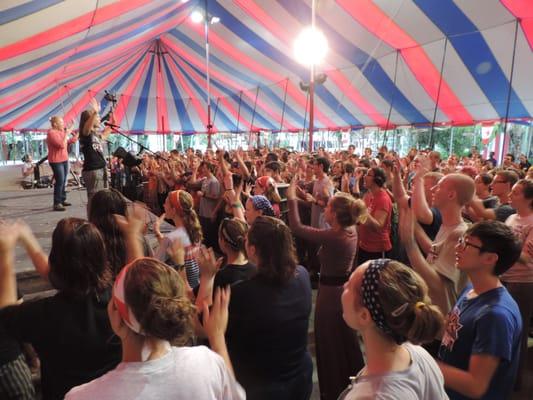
362,259,406,344
250,195,275,217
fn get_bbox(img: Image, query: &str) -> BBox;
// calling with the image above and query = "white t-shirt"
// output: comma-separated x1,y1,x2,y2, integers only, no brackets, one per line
426,221,469,314
339,343,449,400
65,346,245,400
502,213,533,283
21,162,33,183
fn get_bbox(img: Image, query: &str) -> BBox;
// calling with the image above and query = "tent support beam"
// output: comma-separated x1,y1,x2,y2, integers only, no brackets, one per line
430,37,448,150
384,50,400,147
501,19,520,164
235,90,243,134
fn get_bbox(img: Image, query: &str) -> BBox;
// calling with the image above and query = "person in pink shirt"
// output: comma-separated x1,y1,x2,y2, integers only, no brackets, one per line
47,116,78,211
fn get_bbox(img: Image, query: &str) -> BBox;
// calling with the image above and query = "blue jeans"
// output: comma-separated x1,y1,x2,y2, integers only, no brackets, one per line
50,161,68,205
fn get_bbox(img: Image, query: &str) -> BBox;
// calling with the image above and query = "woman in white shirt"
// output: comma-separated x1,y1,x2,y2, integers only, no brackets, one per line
340,259,448,400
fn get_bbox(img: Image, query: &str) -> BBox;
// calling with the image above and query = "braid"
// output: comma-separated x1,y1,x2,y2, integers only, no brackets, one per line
182,208,203,244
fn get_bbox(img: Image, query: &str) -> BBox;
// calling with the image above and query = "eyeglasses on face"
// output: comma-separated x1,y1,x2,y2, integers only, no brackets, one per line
457,236,485,252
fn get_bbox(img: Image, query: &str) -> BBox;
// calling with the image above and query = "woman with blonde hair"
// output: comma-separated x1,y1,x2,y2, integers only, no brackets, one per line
154,190,203,289
340,259,447,399
287,179,368,400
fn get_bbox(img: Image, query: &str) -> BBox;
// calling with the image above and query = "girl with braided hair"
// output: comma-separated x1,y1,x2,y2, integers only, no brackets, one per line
154,190,203,289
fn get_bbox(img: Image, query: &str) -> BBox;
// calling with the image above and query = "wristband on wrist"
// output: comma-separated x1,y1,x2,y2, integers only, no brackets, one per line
231,203,243,209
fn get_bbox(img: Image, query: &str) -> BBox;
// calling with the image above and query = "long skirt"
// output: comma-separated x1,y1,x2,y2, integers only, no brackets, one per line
315,284,364,400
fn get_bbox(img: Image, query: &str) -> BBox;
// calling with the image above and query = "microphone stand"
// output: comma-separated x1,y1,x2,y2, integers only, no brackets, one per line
108,125,170,164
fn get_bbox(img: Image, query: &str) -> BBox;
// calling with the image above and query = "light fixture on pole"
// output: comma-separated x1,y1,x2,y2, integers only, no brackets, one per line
293,0,328,152
190,2,220,149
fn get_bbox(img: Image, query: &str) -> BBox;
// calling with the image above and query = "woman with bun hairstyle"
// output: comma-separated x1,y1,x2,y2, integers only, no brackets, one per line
340,259,447,399
65,212,244,400
154,190,202,289
287,179,368,400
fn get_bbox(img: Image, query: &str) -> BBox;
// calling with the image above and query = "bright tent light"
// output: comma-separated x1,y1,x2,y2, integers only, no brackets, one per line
190,10,204,23
294,27,328,66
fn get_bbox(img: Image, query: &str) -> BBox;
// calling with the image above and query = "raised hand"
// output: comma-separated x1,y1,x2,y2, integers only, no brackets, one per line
203,286,231,343
197,246,223,278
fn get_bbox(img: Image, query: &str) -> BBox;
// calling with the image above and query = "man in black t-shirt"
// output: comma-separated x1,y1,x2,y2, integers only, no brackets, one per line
78,103,112,214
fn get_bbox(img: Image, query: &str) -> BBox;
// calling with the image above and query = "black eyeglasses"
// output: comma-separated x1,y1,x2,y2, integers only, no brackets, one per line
457,236,485,252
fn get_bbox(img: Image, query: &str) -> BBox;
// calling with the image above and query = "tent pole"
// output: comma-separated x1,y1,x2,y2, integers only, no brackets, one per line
204,0,213,149
501,19,520,164
236,90,243,134
279,78,289,133
250,86,260,144
385,50,400,147
430,37,448,150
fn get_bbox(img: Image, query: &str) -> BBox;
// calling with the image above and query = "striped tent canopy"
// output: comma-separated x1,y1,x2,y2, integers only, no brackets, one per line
1,0,533,134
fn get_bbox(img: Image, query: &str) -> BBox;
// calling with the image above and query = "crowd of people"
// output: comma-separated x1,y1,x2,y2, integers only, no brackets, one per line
1,101,533,400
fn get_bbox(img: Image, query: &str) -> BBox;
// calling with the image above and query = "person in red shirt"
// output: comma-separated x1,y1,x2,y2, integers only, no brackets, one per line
47,116,78,211
357,167,393,264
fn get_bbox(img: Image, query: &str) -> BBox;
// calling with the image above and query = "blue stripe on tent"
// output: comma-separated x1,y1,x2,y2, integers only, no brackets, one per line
167,55,237,132
178,56,278,130
0,0,63,25
210,0,360,127
162,58,194,132
132,56,156,131
278,0,429,124
0,0,186,93
1,54,131,125
169,30,305,127
414,0,529,118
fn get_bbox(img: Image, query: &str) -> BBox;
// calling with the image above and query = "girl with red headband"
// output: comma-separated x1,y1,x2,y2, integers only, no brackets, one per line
154,190,202,289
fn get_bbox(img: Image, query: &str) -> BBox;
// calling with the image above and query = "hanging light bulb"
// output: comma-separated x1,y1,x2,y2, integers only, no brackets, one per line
190,10,204,23
294,27,328,66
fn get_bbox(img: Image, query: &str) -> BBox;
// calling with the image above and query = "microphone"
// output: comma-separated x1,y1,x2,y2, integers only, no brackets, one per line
104,121,120,129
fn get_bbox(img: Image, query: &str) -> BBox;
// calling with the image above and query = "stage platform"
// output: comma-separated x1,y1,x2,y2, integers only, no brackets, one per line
0,164,170,296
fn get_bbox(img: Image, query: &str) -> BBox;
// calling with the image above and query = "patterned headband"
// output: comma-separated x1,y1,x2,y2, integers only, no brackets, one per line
361,259,406,344
250,195,275,217
113,260,144,335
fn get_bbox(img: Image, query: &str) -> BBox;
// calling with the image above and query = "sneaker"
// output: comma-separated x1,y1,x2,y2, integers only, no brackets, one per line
62,201,72,206
54,204,66,211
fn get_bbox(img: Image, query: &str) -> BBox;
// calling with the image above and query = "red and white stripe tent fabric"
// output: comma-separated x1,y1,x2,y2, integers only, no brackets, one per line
1,0,532,134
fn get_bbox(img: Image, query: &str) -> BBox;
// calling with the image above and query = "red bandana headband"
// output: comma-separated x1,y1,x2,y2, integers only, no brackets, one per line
112,260,144,335
168,190,183,214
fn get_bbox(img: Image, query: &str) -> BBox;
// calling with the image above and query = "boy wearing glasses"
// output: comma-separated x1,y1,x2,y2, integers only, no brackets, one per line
438,221,522,400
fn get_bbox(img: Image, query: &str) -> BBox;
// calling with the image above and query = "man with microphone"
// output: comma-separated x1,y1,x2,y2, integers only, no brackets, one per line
47,116,78,211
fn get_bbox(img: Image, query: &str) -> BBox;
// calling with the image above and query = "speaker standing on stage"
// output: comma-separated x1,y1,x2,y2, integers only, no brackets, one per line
79,98,112,214
47,116,78,211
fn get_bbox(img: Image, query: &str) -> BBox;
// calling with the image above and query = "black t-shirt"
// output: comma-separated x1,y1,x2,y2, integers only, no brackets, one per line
214,262,256,288
226,265,312,389
0,324,22,366
0,289,121,400
80,132,106,171
495,204,516,222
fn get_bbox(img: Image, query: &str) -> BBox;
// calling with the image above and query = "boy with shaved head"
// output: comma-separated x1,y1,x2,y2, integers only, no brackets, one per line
399,173,476,316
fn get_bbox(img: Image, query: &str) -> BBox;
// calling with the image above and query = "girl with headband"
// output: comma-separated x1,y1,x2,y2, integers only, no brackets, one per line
340,259,448,399
154,190,202,289
65,257,244,399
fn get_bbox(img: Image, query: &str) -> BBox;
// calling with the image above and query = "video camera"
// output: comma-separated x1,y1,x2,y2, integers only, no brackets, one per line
104,90,117,104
